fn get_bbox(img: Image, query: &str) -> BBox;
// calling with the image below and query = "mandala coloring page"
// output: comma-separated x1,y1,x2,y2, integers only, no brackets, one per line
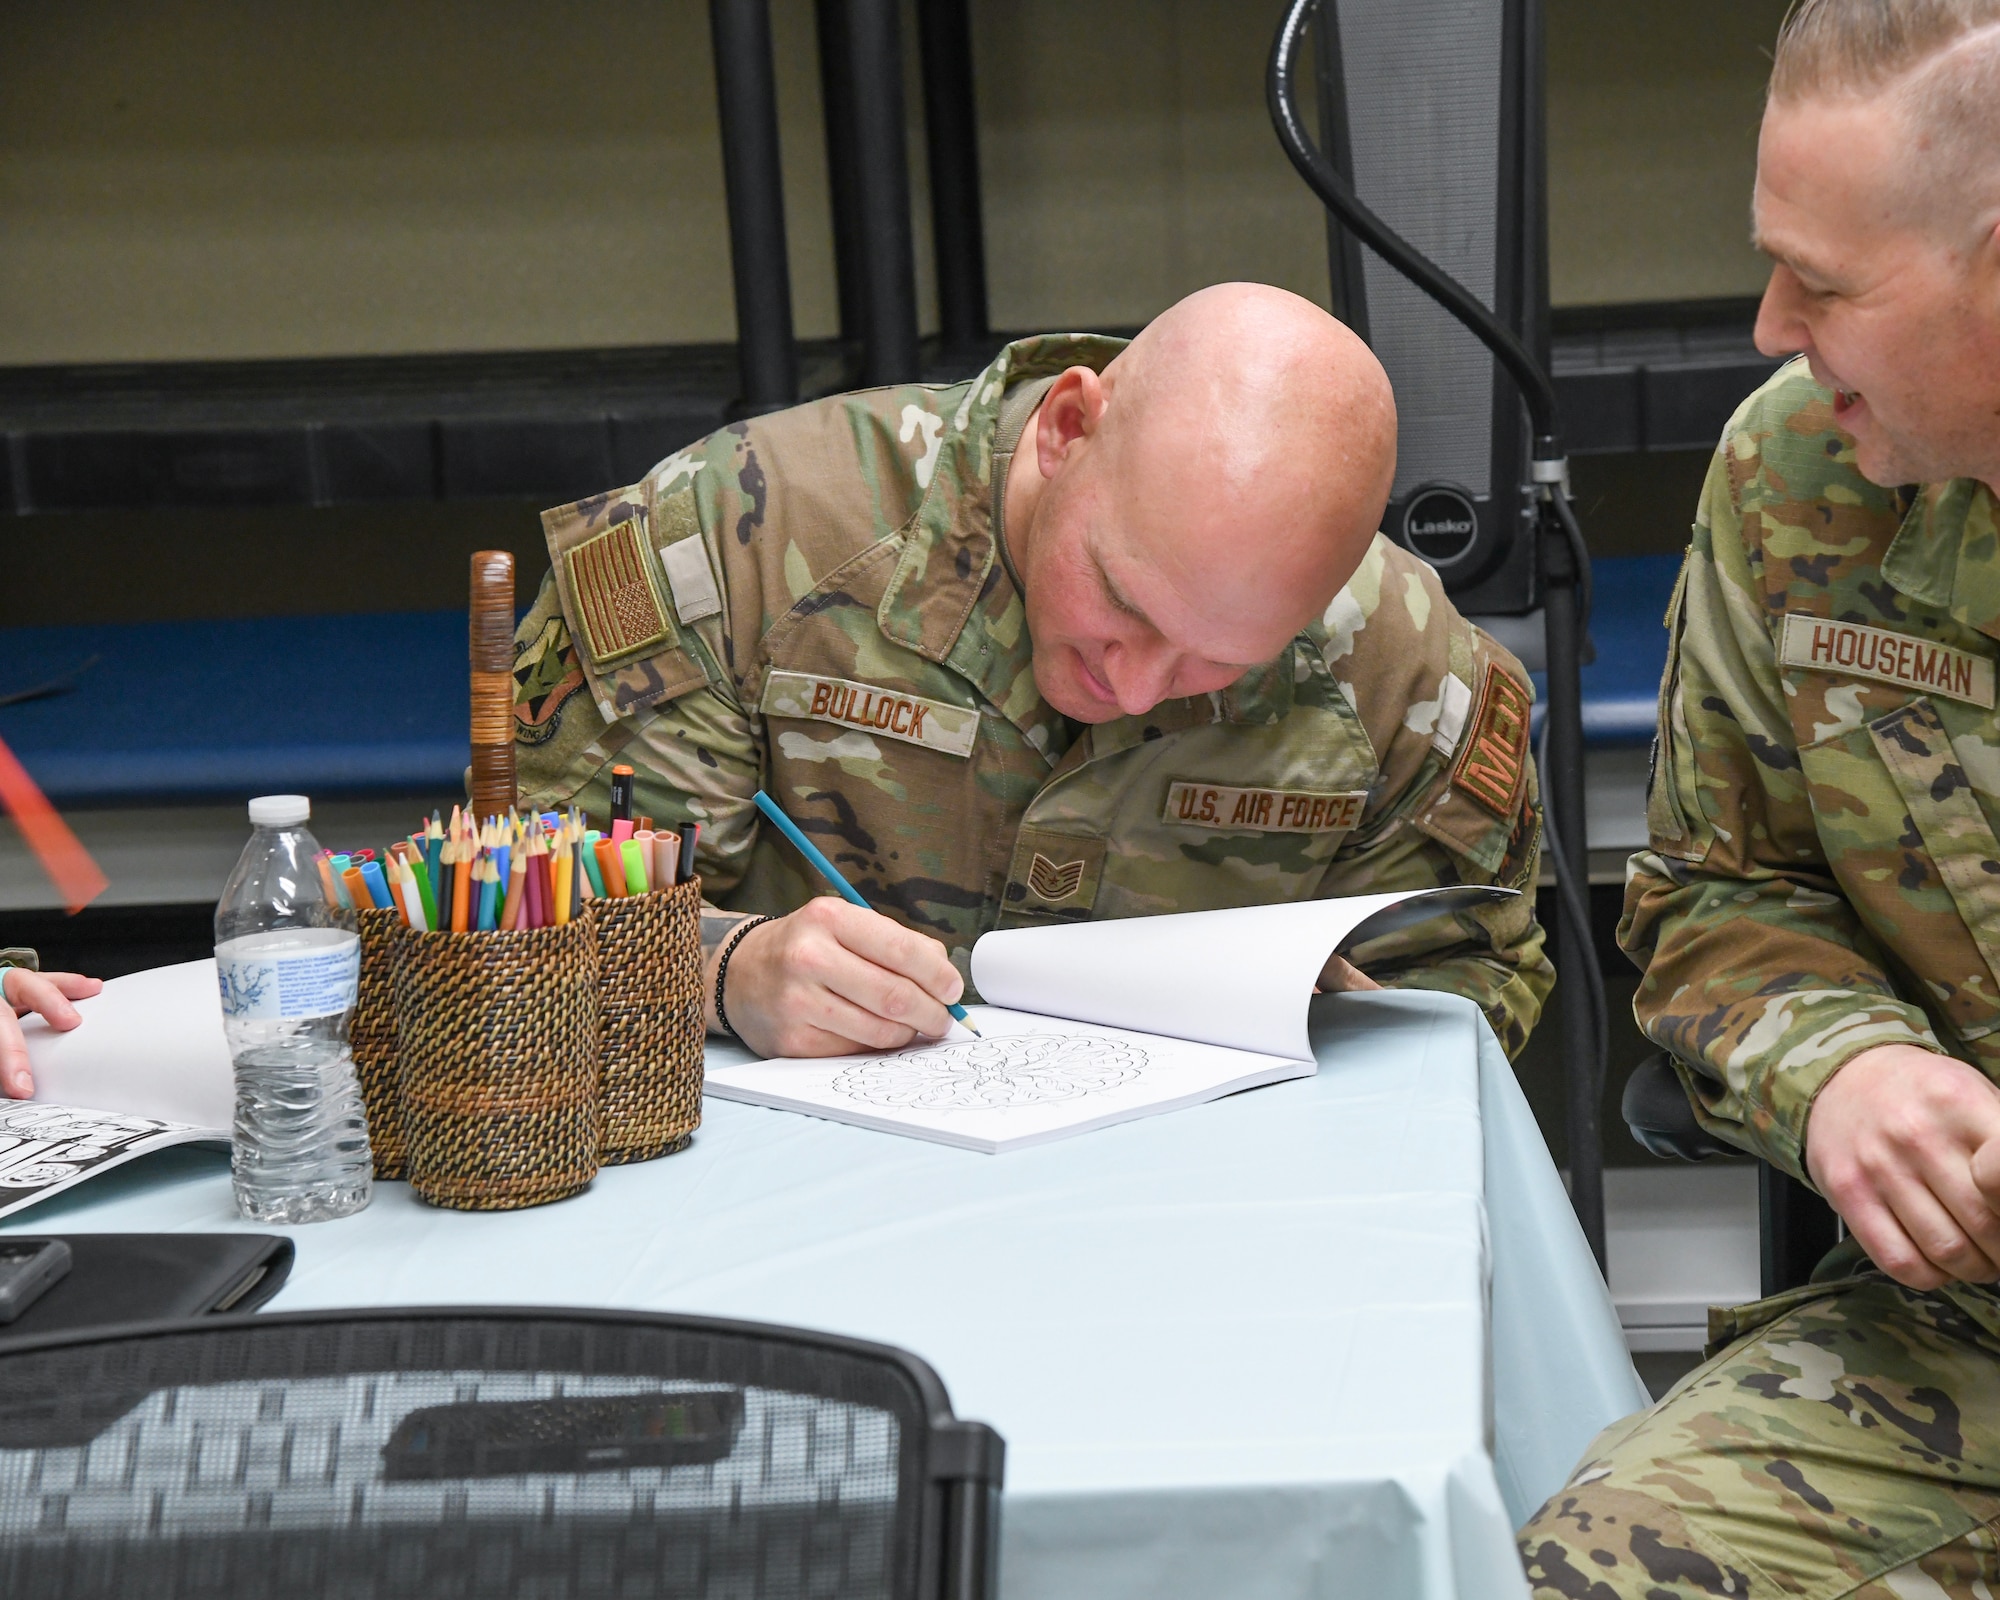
834,1034,1148,1110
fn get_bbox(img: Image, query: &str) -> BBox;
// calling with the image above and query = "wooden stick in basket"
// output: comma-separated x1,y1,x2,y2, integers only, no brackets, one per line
469,550,517,824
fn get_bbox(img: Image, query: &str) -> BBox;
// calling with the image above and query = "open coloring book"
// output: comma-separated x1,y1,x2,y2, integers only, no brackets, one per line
3,961,232,1219
704,886,1512,1153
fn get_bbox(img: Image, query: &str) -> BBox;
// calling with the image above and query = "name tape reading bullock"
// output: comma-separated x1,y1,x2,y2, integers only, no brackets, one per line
762,670,982,758
1778,616,1996,710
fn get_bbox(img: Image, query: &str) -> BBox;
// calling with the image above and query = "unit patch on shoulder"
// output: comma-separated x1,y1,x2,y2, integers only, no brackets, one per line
511,617,587,748
1162,782,1366,834
761,670,980,758
1452,666,1531,817
565,516,674,667
1778,615,1995,708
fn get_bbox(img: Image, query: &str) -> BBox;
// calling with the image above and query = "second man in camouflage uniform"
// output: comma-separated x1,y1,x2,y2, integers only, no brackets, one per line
1521,3,2000,1594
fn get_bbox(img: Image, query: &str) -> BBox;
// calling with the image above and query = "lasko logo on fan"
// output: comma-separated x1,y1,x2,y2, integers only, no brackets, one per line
1400,484,1481,567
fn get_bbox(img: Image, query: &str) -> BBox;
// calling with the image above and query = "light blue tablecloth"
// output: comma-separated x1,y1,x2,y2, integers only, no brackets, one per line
4,989,1644,1599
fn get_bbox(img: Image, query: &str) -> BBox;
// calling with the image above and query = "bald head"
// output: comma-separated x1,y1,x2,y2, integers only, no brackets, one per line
1003,283,1396,723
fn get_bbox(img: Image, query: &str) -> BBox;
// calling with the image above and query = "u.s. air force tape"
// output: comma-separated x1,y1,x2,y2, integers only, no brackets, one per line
1163,782,1367,834
1778,615,1995,709
761,670,980,757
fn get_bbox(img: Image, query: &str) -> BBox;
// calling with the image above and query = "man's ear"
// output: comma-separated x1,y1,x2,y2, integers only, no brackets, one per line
1035,366,1106,480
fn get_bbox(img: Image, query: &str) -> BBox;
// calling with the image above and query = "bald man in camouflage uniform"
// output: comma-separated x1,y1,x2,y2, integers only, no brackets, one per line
511,286,1550,1060
1520,3,2000,1594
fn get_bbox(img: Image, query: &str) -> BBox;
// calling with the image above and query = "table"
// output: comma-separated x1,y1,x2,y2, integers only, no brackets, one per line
6,989,1646,1600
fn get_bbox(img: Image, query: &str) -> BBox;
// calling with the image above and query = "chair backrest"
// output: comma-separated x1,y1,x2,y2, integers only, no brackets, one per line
0,1305,1003,1600
1311,0,1542,614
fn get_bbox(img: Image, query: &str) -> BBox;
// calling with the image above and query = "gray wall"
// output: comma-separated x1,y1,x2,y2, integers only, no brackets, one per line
0,0,1786,366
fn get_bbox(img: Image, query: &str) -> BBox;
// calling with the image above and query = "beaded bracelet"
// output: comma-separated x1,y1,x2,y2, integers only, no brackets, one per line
713,916,774,1040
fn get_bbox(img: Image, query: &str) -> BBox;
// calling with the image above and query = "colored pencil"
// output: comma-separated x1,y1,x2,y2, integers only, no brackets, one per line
399,854,429,932
569,816,585,918
426,813,444,906
501,850,526,929
407,843,439,929
528,836,549,927
552,825,573,925
531,837,555,926
477,852,499,930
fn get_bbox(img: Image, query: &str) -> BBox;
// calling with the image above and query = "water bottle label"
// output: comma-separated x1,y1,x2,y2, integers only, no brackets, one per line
217,936,360,1022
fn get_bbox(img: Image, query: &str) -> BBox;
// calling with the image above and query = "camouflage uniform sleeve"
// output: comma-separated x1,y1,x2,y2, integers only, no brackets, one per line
1318,540,1553,1059
1618,439,1940,1180
510,567,765,904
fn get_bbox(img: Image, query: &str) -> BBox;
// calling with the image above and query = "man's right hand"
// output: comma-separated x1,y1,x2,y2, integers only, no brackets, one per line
1805,1042,2000,1289
712,897,965,1059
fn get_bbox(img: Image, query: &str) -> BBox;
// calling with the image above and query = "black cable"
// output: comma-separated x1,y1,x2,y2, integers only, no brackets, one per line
1268,0,1612,1215
1549,468,1593,642
1266,0,1560,451
1536,716,1609,1103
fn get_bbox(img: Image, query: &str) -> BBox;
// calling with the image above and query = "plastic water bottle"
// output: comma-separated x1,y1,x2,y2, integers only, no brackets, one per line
214,795,372,1223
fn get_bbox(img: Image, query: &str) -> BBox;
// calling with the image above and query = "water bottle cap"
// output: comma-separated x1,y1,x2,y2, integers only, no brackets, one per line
248,794,311,828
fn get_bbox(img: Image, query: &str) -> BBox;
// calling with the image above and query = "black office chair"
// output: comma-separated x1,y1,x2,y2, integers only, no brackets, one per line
1623,1051,1841,1296
0,1305,1004,1600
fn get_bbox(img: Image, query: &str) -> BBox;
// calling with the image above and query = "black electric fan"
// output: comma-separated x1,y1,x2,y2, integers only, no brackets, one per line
1269,0,1609,1267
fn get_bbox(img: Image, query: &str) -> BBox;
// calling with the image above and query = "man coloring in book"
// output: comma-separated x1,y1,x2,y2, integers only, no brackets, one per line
511,283,1552,1061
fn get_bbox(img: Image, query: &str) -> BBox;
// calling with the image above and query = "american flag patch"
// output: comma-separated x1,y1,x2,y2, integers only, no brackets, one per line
565,518,672,666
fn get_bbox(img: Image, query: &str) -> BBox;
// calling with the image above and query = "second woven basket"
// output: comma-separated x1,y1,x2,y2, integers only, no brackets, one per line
589,878,705,1163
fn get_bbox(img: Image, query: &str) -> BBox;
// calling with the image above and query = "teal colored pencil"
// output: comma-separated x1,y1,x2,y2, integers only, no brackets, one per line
750,789,978,1035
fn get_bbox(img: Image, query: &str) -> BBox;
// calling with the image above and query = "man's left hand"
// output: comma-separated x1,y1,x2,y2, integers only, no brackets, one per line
1,968,102,1100
1317,953,1381,993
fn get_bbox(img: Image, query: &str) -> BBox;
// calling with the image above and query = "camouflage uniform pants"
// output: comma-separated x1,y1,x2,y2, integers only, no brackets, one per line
1517,1271,2000,1598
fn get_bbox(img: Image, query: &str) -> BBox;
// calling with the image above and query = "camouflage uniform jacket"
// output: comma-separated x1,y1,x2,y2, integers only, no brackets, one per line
512,334,1552,1054
1624,356,2000,1177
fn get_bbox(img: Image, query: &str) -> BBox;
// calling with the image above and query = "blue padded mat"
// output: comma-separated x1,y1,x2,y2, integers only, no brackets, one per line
1531,552,1681,747
0,611,469,803
0,555,1685,807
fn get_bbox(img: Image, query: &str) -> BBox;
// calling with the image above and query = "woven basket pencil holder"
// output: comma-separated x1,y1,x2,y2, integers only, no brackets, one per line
389,917,601,1211
350,906,406,1181
587,876,705,1163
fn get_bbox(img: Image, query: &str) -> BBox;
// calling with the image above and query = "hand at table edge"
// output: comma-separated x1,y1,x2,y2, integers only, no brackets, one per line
0,968,103,1099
